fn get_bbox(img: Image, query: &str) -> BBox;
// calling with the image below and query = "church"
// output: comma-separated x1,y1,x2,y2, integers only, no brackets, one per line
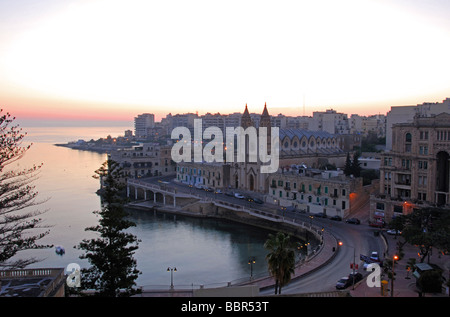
230,103,347,194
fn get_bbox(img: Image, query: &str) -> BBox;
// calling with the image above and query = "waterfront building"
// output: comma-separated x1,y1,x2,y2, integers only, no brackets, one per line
175,161,231,189
267,167,367,218
110,142,175,181
370,112,450,224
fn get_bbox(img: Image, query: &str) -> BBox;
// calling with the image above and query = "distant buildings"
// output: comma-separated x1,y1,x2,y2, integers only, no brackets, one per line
134,113,155,138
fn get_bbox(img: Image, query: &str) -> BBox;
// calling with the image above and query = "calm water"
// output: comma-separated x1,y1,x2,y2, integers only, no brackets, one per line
8,125,279,288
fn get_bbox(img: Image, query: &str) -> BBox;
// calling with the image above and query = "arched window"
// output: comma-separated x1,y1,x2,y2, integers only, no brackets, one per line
405,133,412,152
405,133,412,143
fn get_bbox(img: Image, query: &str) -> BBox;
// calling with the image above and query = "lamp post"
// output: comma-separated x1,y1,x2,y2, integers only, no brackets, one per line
167,267,177,289
391,255,398,297
248,257,256,280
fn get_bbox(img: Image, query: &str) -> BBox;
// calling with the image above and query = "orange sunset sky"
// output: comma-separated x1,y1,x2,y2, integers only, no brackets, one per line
1,0,450,124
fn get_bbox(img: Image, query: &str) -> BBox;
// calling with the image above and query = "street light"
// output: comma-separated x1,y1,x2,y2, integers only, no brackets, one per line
167,267,177,289
248,257,256,280
391,255,399,297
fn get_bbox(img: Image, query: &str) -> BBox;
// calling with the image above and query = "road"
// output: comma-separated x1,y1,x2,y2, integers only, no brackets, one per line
261,216,385,295
135,175,386,295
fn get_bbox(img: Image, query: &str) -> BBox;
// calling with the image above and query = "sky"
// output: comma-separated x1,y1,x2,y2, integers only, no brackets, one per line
1,0,450,124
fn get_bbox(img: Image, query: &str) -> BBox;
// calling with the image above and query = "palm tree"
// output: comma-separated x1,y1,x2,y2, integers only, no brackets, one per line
264,232,296,294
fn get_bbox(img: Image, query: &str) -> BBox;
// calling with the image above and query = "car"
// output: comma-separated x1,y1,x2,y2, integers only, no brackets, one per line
214,189,223,194
330,215,342,221
234,193,245,199
349,272,363,284
252,198,264,204
386,229,402,235
225,191,234,197
336,276,352,289
345,218,360,224
314,212,327,218
370,251,379,262
204,187,214,192
195,184,205,190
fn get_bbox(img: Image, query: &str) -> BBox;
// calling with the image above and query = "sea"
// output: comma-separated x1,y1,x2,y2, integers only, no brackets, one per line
6,124,276,289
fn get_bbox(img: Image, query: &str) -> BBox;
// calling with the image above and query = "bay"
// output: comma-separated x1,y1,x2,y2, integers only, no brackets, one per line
7,125,276,289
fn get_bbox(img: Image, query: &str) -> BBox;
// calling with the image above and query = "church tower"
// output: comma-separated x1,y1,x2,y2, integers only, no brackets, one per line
259,102,272,154
241,103,253,128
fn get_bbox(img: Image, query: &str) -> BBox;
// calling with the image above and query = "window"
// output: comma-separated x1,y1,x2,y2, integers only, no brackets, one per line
419,146,428,155
324,186,328,194
376,202,385,210
405,133,412,142
405,133,412,152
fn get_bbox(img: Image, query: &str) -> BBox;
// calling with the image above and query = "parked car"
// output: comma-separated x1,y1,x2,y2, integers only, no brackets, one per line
349,272,363,284
204,187,214,192
330,215,342,221
386,229,401,235
370,251,380,262
253,198,264,204
345,218,360,224
214,189,223,194
225,191,234,197
234,193,245,199
336,276,352,289
314,212,327,218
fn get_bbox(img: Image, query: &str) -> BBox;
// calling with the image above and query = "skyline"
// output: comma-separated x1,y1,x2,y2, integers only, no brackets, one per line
1,0,450,124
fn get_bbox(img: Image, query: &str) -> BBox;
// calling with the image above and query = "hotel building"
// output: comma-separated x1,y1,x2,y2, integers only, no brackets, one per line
370,112,450,224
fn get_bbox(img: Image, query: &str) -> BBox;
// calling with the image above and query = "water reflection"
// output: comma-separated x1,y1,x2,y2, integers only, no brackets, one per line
125,208,275,287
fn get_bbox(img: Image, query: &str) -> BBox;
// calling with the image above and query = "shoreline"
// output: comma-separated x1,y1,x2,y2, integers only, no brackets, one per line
125,200,339,294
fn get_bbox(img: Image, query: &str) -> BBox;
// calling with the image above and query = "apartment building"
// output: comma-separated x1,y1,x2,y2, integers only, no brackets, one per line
371,112,450,224
176,161,231,189
110,143,175,180
134,113,155,138
267,167,365,218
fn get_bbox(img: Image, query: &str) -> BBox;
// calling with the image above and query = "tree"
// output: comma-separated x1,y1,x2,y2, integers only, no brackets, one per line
351,152,362,177
399,207,450,263
0,109,51,269
264,232,296,295
75,158,141,296
344,152,352,176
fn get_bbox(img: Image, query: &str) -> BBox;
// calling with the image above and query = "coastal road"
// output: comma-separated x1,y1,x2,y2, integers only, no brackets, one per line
260,216,385,295
135,176,386,295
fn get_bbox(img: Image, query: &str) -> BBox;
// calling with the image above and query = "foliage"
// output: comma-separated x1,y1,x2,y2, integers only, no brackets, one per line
264,232,296,295
343,152,362,177
75,158,141,296
0,109,51,269
391,207,450,263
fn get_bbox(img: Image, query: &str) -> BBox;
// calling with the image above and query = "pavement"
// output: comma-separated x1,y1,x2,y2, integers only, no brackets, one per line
349,232,450,297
